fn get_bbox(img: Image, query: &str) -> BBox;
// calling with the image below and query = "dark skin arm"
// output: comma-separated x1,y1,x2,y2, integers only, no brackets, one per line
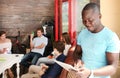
93,52,119,76
72,44,119,78
75,52,119,78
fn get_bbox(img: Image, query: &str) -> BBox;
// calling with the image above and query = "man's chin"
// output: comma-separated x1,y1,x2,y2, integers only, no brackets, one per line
88,29,94,33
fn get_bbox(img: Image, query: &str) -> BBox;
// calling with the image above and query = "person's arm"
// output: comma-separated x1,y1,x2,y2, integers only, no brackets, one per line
0,48,8,54
7,39,12,51
0,39,12,54
7,39,12,54
30,34,34,49
92,33,120,77
34,43,46,49
93,52,119,76
76,52,119,78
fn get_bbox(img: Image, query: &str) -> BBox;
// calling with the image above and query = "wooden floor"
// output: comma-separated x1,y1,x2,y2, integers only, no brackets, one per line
111,61,120,78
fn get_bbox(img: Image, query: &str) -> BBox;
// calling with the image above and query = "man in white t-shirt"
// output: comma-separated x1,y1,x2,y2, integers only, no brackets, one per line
20,27,48,68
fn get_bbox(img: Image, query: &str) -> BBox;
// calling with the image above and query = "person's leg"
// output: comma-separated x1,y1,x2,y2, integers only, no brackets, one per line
21,73,40,78
31,53,42,65
6,69,14,78
36,57,55,65
29,64,48,76
29,65,42,74
20,52,33,67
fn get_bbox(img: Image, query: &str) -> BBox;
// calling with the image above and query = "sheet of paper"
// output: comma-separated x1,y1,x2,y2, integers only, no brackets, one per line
54,60,78,71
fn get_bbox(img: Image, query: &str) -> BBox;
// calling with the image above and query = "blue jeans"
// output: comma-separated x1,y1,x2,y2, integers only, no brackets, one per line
20,52,42,67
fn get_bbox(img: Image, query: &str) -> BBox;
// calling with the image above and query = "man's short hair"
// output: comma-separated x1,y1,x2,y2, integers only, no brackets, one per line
53,41,65,53
82,3,100,14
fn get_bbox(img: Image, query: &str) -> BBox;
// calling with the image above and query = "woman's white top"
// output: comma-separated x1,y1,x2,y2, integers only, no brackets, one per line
0,42,12,54
63,44,71,56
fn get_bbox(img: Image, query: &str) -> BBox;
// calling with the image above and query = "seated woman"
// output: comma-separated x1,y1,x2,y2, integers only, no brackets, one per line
21,41,66,78
0,31,12,54
0,31,14,78
36,32,71,65
59,45,83,78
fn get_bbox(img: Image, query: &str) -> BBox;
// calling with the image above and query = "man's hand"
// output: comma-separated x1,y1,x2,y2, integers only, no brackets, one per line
69,59,91,78
76,67,91,78
39,64,49,76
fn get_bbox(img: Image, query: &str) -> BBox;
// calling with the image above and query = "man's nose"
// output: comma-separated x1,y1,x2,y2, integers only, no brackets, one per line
85,21,91,27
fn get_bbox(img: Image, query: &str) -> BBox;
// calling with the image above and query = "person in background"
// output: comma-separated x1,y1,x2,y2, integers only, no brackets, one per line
61,32,71,56
36,32,71,65
20,27,48,68
0,31,12,54
72,3,120,78
21,41,66,78
0,31,14,78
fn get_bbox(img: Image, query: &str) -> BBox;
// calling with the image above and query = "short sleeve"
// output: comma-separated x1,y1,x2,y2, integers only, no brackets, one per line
106,33,120,53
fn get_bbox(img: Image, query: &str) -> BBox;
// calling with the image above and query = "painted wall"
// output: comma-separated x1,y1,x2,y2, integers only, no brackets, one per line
101,1,120,78
101,0,120,38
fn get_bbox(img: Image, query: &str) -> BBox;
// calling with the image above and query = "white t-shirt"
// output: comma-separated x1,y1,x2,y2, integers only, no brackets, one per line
63,44,71,56
31,35,48,55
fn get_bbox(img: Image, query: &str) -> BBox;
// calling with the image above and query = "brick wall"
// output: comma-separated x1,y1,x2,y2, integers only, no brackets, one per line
0,0,54,44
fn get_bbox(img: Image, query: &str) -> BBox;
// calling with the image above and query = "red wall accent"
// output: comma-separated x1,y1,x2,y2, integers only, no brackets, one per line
68,0,76,45
62,0,68,2
55,0,59,41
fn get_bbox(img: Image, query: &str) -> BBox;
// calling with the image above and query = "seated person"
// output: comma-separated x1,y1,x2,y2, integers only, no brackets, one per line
21,41,66,78
59,45,83,78
20,27,48,68
61,32,71,56
36,32,71,65
0,31,12,54
0,31,14,78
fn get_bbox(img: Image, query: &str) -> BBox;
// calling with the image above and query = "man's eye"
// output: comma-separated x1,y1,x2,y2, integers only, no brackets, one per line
89,19,94,22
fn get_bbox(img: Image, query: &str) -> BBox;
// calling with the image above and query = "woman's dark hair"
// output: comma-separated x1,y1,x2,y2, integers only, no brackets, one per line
53,41,65,53
62,32,71,45
0,31,6,36
73,45,82,62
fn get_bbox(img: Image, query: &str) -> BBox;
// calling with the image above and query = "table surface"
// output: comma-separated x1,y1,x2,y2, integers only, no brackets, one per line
0,54,24,74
